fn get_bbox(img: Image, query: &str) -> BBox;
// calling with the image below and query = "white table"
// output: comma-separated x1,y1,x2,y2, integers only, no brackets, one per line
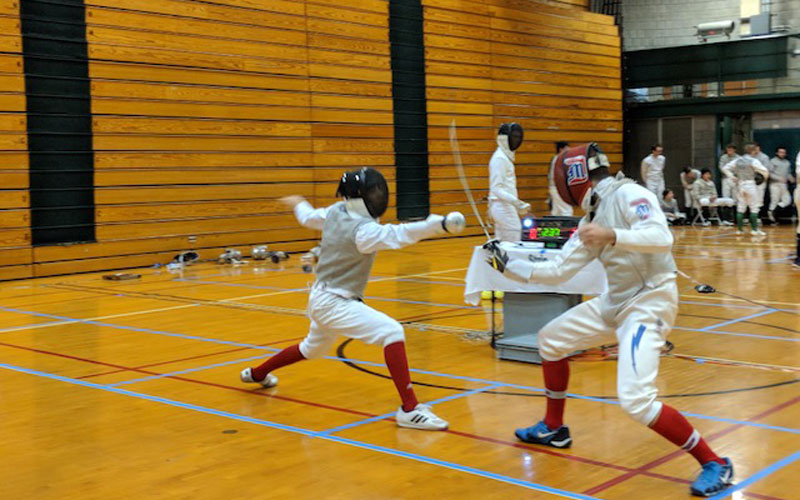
464,242,607,305
464,242,608,363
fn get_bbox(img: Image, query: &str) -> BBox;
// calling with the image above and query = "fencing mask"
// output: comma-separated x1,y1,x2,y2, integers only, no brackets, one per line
336,167,389,218
498,122,524,151
552,142,610,209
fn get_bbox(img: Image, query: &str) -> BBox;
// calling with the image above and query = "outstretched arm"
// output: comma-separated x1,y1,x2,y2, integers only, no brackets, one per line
282,196,328,231
355,213,464,254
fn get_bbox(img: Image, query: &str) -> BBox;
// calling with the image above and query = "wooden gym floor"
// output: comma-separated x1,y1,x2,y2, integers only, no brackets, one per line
1,226,798,499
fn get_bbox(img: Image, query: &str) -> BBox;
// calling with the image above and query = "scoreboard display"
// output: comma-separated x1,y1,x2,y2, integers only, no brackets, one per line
521,216,582,248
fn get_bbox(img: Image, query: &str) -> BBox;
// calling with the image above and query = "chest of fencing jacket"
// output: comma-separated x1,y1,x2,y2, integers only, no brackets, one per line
314,202,376,299
769,158,790,183
589,178,677,315
692,178,717,199
731,155,760,181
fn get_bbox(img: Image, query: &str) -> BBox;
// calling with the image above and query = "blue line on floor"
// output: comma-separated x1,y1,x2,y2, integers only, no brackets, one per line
671,327,799,342
699,310,777,331
109,354,271,387
0,362,602,500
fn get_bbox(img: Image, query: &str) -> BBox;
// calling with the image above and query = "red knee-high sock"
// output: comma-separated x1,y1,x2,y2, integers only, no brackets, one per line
650,404,724,465
384,342,419,412
251,344,305,382
543,359,569,430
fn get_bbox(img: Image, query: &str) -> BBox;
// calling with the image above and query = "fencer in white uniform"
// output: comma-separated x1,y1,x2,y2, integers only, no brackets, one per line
488,123,529,241
485,143,733,497
754,145,771,211
718,145,740,203
680,167,701,213
549,141,573,216
692,169,734,225
641,144,666,200
240,167,465,431
722,144,769,236
767,147,792,223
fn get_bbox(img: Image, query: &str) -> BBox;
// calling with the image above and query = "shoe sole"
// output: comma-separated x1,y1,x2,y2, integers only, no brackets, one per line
396,421,448,431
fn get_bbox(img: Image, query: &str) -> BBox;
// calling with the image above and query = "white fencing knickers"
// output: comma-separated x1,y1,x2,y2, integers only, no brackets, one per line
796,185,800,234
646,178,665,200
769,183,791,211
537,280,679,425
549,187,574,216
489,200,522,242
698,197,735,207
737,180,761,213
299,286,405,360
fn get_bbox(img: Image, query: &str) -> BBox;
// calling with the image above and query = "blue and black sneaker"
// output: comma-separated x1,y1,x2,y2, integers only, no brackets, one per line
690,457,734,497
514,420,572,448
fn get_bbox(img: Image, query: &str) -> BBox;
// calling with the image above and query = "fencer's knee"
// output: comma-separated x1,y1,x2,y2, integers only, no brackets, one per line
299,337,330,360
537,327,569,362
380,322,406,347
619,393,662,425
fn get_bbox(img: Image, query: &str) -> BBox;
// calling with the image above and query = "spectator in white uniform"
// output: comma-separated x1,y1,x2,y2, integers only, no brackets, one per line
719,144,740,203
692,168,735,226
679,166,701,215
488,122,529,241
767,146,792,224
754,143,771,216
641,144,666,200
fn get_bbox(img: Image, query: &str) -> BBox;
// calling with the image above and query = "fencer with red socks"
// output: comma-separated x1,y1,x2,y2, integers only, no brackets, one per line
484,144,733,497
239,167,465,431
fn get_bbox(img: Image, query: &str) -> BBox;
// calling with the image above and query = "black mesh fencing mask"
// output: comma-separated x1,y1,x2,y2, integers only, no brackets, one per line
498,122,524,151
336,167,389,218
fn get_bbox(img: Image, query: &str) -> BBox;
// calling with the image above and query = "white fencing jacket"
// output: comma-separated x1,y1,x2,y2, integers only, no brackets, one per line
488,135,525,210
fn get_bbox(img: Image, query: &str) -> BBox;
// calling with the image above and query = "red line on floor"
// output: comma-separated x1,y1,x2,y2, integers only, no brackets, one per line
582,396,800,496
1,339,791,500
76,336,304,380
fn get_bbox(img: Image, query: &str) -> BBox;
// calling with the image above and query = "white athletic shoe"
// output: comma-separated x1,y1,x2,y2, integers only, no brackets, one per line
396,404,449,431
752,229,766,236
721,220,733,226
240,367,278,388
735,230,744,235
701,220,711,227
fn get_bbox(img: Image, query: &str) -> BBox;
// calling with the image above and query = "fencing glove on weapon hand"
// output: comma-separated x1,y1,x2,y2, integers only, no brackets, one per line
483,240,535,282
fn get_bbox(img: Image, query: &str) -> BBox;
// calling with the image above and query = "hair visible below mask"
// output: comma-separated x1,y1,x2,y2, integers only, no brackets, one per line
498,122,524,151
336,167,389,218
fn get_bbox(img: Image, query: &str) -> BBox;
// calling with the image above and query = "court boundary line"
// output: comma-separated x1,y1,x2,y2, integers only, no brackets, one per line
0,362,602,500
0,304,797,434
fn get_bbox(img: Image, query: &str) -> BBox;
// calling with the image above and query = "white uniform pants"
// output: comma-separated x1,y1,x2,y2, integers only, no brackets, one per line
769,183,791,211
795,186,800,234
646,178,665,200
737,181,761,213
698,197,735,207
489,201,522,242
683,189,694,210
299,287,405,359
722,177,738,202
538,281,679,425
757,182,767,208
549,187,574,216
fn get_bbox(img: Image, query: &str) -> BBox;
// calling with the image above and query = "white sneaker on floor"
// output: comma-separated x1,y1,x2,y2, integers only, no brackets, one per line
721,220,733,226
753,230,766,236
735,230,744,235
701,221,711,226
240,367,278,388
396,404,449,431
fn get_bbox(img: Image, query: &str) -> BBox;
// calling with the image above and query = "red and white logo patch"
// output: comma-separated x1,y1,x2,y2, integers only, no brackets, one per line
565,156,588,186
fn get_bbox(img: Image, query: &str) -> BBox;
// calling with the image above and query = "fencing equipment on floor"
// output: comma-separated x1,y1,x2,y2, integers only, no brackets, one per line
549,154,573,216
719,153,740,201
722,155,769,213
768,156,792,211
691,178,734,207
493,176,678,425
488,124,528,241
680,168,701,209
641,154,666,199
293,198,449,359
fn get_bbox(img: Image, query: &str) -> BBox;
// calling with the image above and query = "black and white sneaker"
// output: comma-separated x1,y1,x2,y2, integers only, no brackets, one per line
395,404,448,431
